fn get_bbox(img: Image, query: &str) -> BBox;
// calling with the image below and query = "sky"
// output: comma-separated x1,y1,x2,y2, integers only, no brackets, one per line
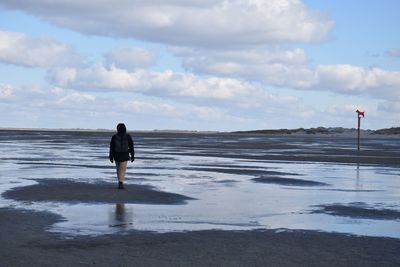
0,0,399,131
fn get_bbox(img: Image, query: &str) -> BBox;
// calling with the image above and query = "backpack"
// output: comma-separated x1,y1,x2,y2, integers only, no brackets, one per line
114,134,129,153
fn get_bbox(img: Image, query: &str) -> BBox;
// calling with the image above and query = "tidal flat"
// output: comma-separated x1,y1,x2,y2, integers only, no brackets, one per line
0,130,399,266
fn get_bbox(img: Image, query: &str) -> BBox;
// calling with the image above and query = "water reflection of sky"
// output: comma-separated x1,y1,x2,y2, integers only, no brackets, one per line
0,131,399,238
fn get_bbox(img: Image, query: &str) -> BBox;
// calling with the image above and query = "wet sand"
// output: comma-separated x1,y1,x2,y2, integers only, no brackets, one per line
1,131,400,266
2,179,193,205
2,180,400,266
252,177,329,186
313,203,400,220
1,208,400,267
184,167,301,177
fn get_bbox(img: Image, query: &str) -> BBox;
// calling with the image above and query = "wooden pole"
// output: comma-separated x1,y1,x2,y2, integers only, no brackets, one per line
357,116,361,151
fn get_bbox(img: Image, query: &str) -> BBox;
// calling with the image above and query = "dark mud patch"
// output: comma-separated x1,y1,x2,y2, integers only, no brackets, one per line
253,177,328,186
137,156,177,161
2,179,194,205
214,179,238,184
17,162,115,169
185,167,300,177
312,203,400,220
285,188,382,193
320,189,383,192
3,157,69,162
130,172,161,177
189,163,271,169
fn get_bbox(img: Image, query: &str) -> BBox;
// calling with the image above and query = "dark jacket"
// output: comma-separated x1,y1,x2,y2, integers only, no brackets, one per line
109,133,134,162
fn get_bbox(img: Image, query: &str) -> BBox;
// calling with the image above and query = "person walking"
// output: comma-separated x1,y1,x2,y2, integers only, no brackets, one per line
109,123,135,189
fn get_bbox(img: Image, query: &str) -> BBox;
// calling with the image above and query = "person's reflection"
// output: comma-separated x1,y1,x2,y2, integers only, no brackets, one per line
110,203,133,228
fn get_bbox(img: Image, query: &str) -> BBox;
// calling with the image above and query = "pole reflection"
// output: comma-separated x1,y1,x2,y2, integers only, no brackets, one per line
355,163,363,190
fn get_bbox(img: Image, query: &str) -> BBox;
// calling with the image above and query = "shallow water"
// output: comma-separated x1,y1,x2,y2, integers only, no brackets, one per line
0,130,399,238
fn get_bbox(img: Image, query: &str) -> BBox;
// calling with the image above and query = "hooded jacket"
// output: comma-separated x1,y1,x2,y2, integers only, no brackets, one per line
109,133,134,162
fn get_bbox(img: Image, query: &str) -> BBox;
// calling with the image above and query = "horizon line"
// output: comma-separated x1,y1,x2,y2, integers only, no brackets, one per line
1,126,398,133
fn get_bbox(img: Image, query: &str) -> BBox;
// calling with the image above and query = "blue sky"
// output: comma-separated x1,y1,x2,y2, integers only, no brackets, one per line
0,0,399,131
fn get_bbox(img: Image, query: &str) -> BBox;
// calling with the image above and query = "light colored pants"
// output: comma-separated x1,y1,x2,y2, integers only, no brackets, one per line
116,161,128,182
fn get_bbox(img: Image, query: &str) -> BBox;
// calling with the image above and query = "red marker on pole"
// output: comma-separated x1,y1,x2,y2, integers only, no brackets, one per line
356,110,365,151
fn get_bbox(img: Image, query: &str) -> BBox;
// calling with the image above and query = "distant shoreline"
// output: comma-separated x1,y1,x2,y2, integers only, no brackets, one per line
0,128,220,134
0,126,399,136
0,127,114,133
234,127,400,136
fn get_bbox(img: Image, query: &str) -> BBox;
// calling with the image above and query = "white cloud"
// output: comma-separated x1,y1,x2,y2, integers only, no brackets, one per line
313,65,400,97
0,31,82,68
0,0,333,48
0,84,14,99
47,64,300,109
48,68,78,87
56,92,96,106
104,47,158,70
180,52,316,89
0,85,110,129
49,65,139,90
175,47,400,100
6,81,394,130
0,83,258,129
46,63,324,128
124,100,231,121
0,84,98,111
125,100,178,115
177,46,308,75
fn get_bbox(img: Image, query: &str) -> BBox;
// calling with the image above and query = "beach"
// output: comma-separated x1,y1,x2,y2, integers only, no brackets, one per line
1,207,400,267
0,130,399,266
